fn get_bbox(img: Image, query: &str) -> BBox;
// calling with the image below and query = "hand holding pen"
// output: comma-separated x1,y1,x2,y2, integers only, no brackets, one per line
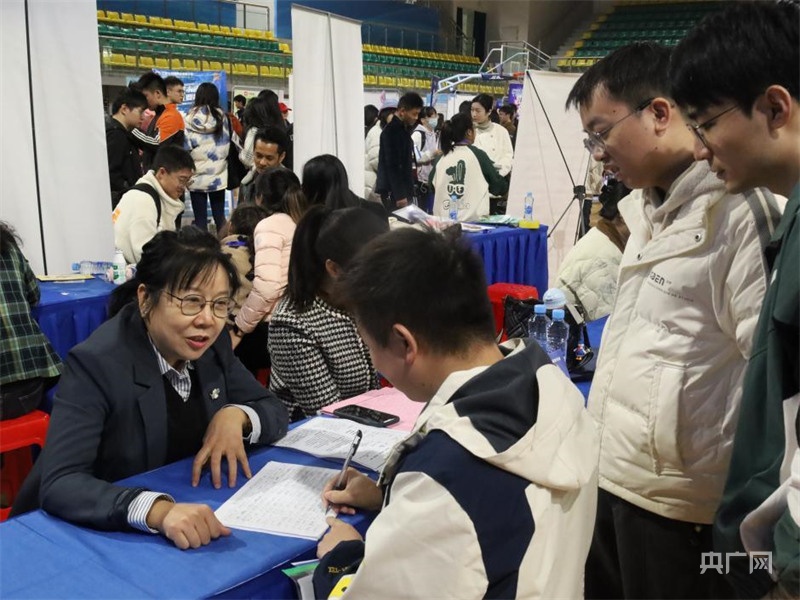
321,430,383,514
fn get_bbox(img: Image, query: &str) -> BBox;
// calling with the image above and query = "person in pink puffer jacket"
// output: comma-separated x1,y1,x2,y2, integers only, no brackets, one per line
229,168,308,350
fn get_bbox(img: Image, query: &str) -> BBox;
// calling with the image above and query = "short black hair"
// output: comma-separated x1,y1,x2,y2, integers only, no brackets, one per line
670,1,799,114
398,92,424,111
233,94,247,104
164,76,184,90
228,204,269,265
472,93,494,113
288,206,389,312
458,100,472,115
136,71,166,95
109,227,239,317
339,228,496,354
498,104,515,117
152,145,195,174
566,42,672,111
111,86,148,115
254,125,289,156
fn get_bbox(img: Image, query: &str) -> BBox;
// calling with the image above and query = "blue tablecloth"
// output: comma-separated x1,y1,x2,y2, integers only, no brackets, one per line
574,316,607,402
0,443,372,599
32,278,115,361
466,226,548,295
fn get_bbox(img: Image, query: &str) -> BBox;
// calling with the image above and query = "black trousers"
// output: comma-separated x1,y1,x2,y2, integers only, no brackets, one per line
585,488,734,599
0,379,44,421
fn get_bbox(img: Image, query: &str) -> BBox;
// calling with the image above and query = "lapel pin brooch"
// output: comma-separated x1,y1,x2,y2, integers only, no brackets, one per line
210,388,220,400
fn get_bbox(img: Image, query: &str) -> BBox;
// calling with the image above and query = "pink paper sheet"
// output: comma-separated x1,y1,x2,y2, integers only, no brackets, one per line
321,387,424,431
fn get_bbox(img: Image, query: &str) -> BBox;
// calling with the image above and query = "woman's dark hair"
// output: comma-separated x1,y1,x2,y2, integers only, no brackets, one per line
192,82,224,138
0,221,22,256
254,168,307,223
364,104,379,137
228,204,269,267
440,113,473,155
302,154,360,210
378,106,396,129
242,96,283,138
458,100,472,115
108,227,240,318
420,106,437,122
287,206,389,312
472,93,494,113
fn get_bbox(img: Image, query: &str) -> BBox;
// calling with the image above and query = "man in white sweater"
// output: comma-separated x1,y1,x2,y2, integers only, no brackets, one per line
112,146,194,264
568,43,782,599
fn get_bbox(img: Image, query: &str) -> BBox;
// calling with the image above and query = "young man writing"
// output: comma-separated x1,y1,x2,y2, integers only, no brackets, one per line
106,86,147,208
567,42,782,598
313,228,599,599
112,146,194,264
670,3,799,597
375,92,423,211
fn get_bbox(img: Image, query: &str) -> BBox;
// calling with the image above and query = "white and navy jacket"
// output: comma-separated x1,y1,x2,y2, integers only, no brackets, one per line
314,340,599,599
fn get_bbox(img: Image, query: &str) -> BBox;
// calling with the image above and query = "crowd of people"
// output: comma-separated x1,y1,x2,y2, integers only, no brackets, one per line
0,1,797,598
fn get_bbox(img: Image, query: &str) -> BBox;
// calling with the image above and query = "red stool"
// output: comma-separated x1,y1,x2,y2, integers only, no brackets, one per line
487,283,539,342
0,410,49,521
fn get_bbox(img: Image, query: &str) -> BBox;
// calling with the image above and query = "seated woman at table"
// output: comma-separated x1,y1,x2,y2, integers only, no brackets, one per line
12,228,289,549
268,206,387,421
429,112,508,222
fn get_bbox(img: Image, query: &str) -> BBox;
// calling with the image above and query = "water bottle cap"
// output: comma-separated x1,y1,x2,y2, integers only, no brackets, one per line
542,288,567,310
552,308,565,320
533,304,546,314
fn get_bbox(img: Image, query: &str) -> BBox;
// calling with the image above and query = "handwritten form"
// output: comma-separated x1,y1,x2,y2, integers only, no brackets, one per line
273,417,408,471
215,462,339,539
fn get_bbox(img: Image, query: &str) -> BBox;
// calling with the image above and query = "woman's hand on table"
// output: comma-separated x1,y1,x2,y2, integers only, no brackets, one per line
321,467,383,515
192,406,252,489
317,517,362,558
147,500,231,550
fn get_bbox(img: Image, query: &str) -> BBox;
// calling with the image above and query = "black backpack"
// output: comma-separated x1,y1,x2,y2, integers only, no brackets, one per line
130,183,161,225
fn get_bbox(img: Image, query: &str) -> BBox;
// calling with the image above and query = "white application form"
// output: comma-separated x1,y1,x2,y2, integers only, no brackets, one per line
273,417,407,471
215,462,339,539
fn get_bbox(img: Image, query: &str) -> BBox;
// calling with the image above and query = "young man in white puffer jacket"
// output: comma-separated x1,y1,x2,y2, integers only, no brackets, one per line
567,43,783,599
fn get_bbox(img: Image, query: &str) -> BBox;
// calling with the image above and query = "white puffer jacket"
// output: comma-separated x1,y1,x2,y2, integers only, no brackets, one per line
184,107,230,192
472,121,514,177
556,227,622,321
588,161,782,524
364,123,381,198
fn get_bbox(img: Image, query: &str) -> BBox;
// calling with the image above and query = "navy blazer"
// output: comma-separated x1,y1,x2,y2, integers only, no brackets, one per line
17,303,288,530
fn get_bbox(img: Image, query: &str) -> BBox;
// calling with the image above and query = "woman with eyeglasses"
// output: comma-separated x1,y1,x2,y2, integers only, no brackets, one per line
429,113,508,222
12,228,288,549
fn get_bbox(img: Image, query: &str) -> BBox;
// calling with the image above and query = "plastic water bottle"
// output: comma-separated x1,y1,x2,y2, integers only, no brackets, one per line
546,308,570,363
111,249,126,285
449,194,459,221
523,192,534,220
542,287,567,311
529,304,551,350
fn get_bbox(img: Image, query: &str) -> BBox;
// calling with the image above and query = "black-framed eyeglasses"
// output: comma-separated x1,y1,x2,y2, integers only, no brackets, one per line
686,105,738,148
165,292,233,319
583,97,654,155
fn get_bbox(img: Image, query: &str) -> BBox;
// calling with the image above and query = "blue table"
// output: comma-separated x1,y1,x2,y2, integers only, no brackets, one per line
0,444,372,599
32,278,115,361
466,226,548,295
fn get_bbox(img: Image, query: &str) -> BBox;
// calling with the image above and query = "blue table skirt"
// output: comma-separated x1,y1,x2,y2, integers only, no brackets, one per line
466,225,548,295
0,444,372,599
32,278,115,361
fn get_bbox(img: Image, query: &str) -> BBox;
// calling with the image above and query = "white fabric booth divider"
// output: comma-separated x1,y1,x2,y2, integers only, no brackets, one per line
1,0,113,275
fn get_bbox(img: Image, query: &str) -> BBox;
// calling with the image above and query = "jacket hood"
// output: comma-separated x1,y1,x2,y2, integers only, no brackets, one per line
185,107,223,134
413,342,598,491
137,171,186,212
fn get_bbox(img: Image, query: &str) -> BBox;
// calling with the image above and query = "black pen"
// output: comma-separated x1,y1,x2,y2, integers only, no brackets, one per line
333,430,363,491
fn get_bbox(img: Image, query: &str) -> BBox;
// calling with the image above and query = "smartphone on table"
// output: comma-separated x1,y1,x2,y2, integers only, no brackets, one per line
332,405,400,427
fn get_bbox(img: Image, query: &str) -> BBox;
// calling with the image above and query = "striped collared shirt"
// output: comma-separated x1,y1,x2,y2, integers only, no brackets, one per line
149,337,192,401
